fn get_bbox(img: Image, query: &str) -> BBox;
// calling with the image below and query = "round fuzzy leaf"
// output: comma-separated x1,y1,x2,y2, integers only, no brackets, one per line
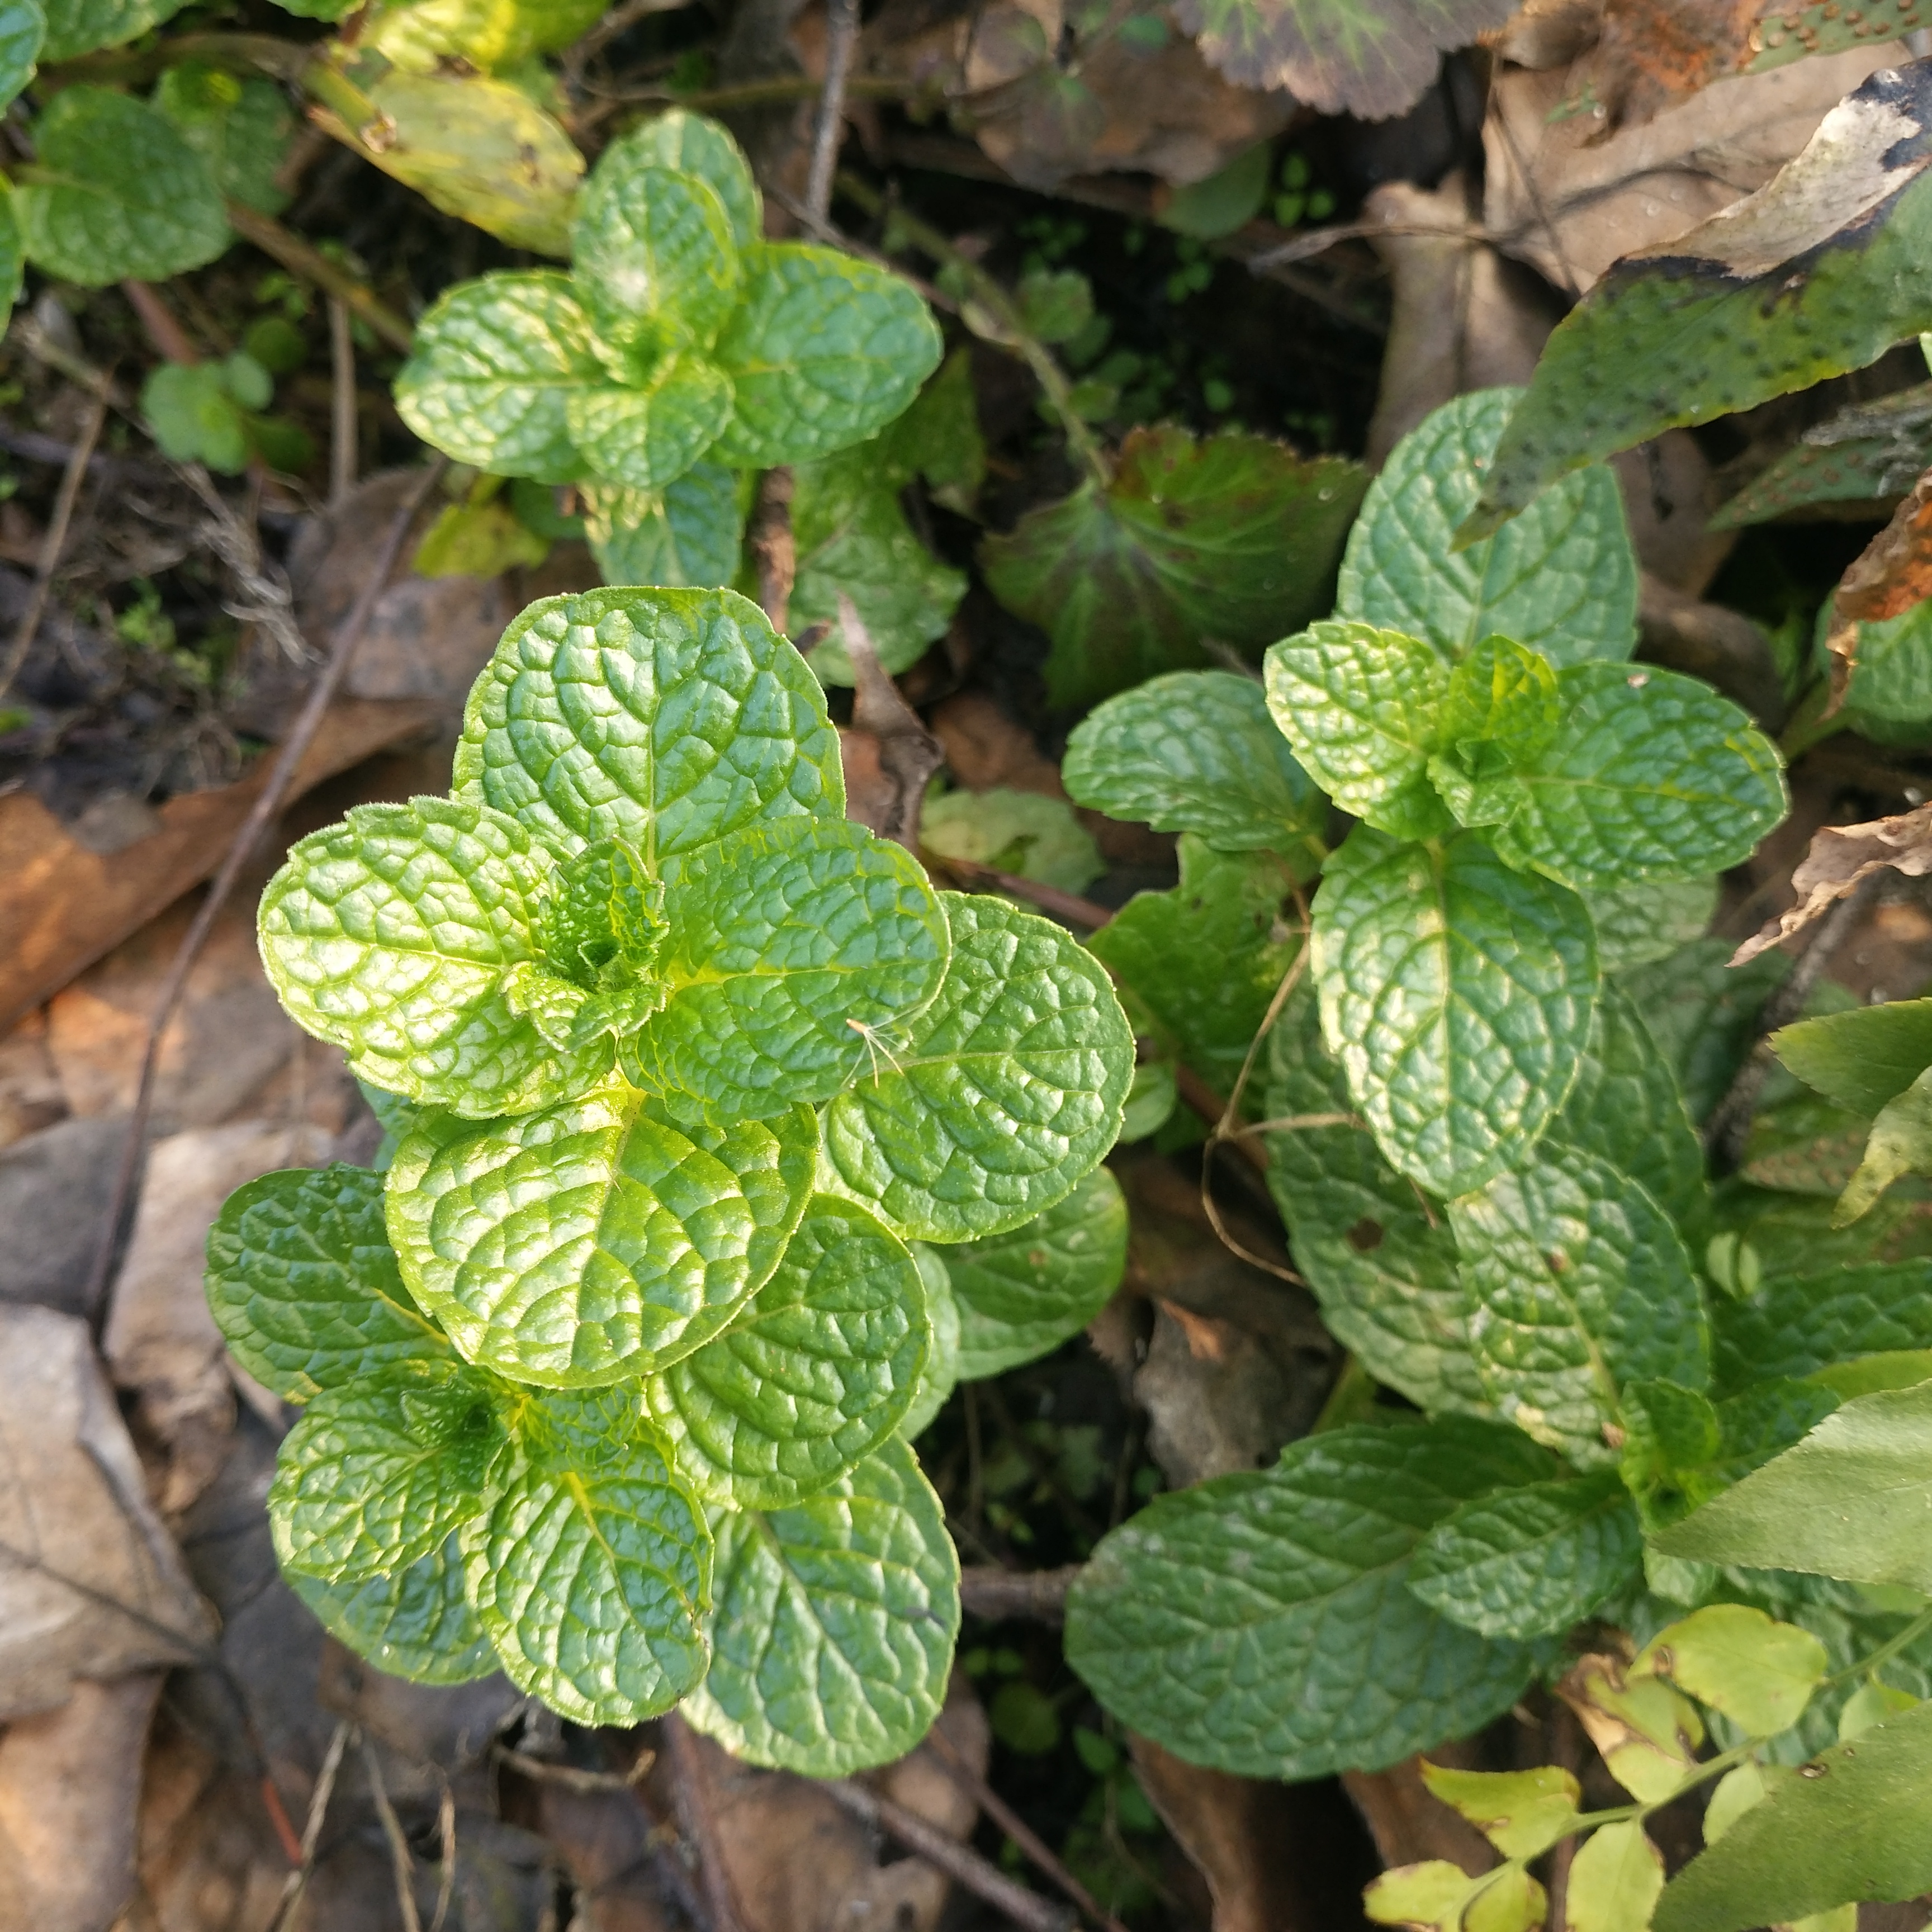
394,271,603,484
621,817,951,1114
258,796,612,1119
944,1165,1128,1380
708,243,942,467
1311,825,1598,1199
206,1164,451,1403
289,1532,496,1686
388,1092,818,1388
821,893,1133,1242
41,0,180,63
1336,389,1639,667
609,108,760,249
453,586,844,861
0,3,41,115
572,158,740,352
680,1437,959,1775
564,353,732,490
584,465,744,589
464,1390,711,1725
18,86,226,285
1062,669,1326,861
271,1362,508,1582
646,1196,929,1508
1487,664,1788,892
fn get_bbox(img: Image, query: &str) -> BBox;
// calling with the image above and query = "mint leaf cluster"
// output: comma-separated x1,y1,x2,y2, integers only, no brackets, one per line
396,111,941,501
1056,390,1905,1787
214,584,1133,1767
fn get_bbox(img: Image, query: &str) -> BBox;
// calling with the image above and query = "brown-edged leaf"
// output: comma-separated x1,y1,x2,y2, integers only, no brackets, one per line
1823,466,1932,707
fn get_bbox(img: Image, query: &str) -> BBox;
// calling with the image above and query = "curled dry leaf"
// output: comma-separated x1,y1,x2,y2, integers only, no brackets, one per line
1822,467,1932,708
1731,799,1932,965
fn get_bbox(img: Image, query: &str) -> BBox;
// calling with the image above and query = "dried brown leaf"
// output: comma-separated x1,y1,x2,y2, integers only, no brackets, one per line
1824,466,1932,708
1731,799,1932,965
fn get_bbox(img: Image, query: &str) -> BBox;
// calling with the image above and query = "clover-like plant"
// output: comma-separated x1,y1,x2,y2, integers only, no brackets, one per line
208,584,1133,1769
394,110,941,504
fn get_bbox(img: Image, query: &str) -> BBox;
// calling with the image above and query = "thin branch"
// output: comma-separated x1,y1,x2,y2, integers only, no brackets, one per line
804,0,860,222
121,280,201,364
0,388,106,703
958,1564,1079,1623
817,1778,1075,1932
427,1775,456,1932
924,1725,1129,1932
224,201,414,353
328,296,357,507
923,851,1115,930
363,1735,424,1932
491,1743,656,1794
662,1711,747,1932
80,457,448,1336
267,1719,352,1932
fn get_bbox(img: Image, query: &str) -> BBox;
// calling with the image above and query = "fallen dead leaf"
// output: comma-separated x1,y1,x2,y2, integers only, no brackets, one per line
0,1116,126,1322
1483,39,1901,293
1823,467,1932,707
0,1008,62,1150
106,1119,333,1514
1731,800,1932,964
0,1304,214,1718
0,1670,164,1932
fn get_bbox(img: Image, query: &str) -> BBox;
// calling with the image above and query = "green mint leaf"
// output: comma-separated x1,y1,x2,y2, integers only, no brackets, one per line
878,345,984,508
1062,669,1327,861
1264,983,1489,1417
206,1163,451,1402
611,108,761,250
979,426,1368,709
453,586,844,861
18,86,226,285
41,0,181,61
1467,67,1932,540
645,1196,929,1508
1407,1468,1642,1640
141,361,253,473
464,1389,712,1724
1338,389,1637,666
394,271,602,484
259,796,612,1117
1263,620,1455,840
1714,1262,1932,1394
1064,1418,1555,1779
1659,1380,1932,1593
1437,634,1561,765
572,159,740,353
821,892,1132,1242
153,60,292,215
1450,1140,1708,1464
1549,981,1707,1234
549,835,664,981
943,1165,1128,1380
271,1362,508,1582
0,181,21,315
289,1531,496,1686
708,243,943,467
1583,876,1719,974
584,465,745,589
388,1092,817,1386
621,817,950,1112
1617,937,1789,1124
900,1245,960,1438
1312,826,1598,1198
1483,665,1786,892
1773,998,1932,1120
564,352,733,493
920,789,1102,896
788,446,967,683
680,1436,959,1775
1653,1701,1932,1932
1089,837,1300,1097
0,3,40,116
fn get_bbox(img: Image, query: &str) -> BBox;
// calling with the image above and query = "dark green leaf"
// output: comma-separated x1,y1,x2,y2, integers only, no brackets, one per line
153,60,292,215
1713,1261,1932,1393
1583,877,1719,974
979,425,1367,709
1466,63,1932,538
1311,826,1598,1198
1712,382,1932,530
1616,939,1789,1123
388,1093,817,1387
18,86,226,285
1064,1418,1555,1779
645,1196,928,1508
918,790,1102,894
681,1437,959,1775
1337,389,1638,667
1062,668,1327,861
206,1163,449,1403
821,892,1132,1242
0,2,40,114
289,1532,496,1686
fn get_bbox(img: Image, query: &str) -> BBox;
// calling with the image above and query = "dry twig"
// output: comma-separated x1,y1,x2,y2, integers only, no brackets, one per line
328,295,357,506
363,1734,424,1932
958,1564,1079,1623
749,466,795,632
0,389,107,703
804,0,860,222
267,1718,352,1931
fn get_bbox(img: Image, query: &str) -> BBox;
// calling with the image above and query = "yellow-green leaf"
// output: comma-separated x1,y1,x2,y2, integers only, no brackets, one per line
1633,1604,1828,1738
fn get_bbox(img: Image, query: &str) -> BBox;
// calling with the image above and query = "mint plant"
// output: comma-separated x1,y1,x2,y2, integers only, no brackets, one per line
208,584,1134,1767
